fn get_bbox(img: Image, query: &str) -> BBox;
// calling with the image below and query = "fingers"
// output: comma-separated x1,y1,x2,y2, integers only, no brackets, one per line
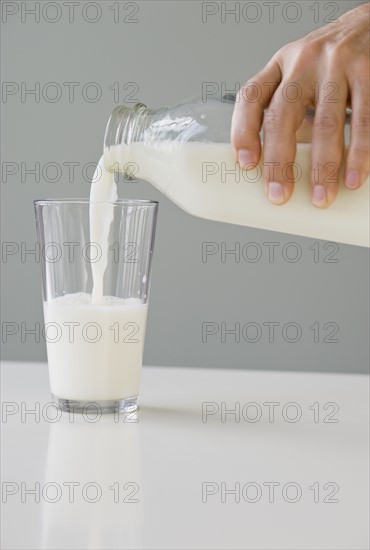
262,85,308,204
233,39,369,208
231,60,282,168
344,72,370,190
311,75,348,208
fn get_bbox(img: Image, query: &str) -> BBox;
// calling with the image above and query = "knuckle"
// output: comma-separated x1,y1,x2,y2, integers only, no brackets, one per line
350,73,370,91
273,45,290,63
323,38,354,62
276,40,307,62
238,80,262,105
313,113,341,135
293,50,314,70
351,111,370,133
324,41,342,58
292,40,323,67
263,108,285,134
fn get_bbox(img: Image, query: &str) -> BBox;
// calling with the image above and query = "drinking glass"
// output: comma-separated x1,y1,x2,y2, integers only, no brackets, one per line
34,199,158,413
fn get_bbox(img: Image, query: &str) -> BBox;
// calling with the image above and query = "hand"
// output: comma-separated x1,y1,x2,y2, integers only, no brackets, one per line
231,2,370,207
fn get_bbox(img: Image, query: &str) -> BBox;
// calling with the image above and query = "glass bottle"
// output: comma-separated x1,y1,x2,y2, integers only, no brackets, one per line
104,96,369,247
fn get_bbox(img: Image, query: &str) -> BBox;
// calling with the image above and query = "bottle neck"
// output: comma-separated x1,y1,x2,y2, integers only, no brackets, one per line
105,103,150,146
104,103,150,176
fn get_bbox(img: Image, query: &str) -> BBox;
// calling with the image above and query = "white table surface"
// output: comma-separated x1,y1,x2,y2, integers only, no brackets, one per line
1,361,369,550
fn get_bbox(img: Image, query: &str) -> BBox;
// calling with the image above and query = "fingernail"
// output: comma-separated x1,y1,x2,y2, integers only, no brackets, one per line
312,185,327,207
345,170,360,189
238,149,254,168
268,182,285,204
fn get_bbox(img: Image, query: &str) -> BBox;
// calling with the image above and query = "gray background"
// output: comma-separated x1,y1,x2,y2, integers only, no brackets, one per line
1,0,369,373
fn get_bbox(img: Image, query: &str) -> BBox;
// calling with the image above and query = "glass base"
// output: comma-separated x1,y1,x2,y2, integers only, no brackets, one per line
51,394,138,414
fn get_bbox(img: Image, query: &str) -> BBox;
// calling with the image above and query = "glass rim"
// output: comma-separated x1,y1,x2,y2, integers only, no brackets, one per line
34,198,159,207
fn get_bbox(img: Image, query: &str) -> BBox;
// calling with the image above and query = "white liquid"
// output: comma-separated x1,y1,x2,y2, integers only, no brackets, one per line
44,293,147,400
105,142,370,247
90,155,117,303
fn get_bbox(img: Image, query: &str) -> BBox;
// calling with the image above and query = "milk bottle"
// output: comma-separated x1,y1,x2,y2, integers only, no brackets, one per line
104,97,369,247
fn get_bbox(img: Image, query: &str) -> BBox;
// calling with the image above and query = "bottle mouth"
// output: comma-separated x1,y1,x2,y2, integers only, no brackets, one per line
104,103,148,150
